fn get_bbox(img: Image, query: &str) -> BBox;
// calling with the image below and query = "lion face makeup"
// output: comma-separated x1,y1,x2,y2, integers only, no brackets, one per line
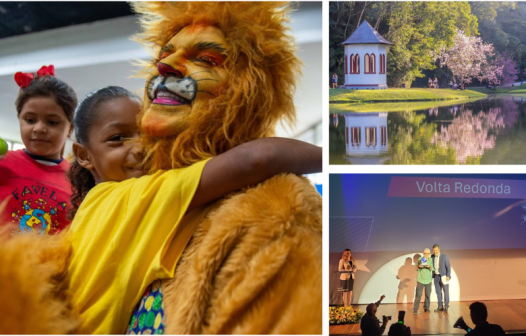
133,2,301,171
142,25,229,137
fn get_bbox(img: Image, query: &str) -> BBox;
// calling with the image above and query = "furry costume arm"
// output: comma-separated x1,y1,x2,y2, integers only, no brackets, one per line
161,175,322,334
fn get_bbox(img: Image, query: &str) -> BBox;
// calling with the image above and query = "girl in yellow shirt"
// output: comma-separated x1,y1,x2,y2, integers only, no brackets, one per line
66,86,321,334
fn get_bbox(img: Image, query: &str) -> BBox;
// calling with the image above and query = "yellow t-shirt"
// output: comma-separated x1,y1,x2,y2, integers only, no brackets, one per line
68,160,208,334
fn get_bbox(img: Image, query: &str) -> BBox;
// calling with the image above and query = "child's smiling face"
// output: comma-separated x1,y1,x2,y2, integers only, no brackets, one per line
81,97,144,183
18,96,72,160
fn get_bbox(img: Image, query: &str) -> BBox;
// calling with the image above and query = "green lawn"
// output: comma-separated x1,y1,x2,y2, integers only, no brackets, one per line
469,85,526,94
330,97,481,113
330,88,486,103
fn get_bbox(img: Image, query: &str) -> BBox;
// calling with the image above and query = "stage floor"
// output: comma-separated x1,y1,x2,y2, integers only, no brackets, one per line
329,300,526,335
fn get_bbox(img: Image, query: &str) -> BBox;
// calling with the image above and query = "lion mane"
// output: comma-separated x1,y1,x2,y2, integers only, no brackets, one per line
132,1,302,171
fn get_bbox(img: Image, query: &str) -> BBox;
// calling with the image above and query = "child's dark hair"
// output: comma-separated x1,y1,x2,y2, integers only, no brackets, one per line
15,76,78,122
67,86,141,219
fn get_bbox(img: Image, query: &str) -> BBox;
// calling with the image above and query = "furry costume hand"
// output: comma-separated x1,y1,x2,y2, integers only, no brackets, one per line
0,227,77,334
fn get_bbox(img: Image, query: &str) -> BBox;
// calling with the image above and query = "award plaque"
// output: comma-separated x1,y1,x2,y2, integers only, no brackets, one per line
420,257,428,266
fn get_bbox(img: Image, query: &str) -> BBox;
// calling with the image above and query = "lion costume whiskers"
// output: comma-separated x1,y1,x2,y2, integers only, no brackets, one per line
0,2,321,334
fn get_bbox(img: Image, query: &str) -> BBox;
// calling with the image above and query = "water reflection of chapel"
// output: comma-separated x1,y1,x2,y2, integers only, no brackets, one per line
342,21,392,90
344,113,388,156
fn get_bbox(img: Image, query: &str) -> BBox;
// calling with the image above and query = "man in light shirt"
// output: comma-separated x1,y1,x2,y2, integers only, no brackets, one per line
431,244,451,313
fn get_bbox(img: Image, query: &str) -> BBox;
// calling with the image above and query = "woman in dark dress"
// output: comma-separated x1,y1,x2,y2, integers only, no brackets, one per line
339,249,356,307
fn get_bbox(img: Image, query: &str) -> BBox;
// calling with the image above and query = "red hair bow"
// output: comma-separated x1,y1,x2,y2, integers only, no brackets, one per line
37,65,54,77
14,72,34,89
14,65,55,90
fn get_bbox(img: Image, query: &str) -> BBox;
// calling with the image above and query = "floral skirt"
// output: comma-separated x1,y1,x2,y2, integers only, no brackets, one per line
126,280,166,334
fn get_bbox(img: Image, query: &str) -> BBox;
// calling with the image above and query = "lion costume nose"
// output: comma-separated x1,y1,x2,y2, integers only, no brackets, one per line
157,62,183,78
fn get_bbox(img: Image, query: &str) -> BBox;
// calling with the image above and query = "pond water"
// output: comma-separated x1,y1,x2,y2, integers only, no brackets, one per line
329,95,526,164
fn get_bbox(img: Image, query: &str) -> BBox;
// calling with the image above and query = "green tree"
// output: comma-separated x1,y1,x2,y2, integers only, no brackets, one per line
329,2,356,87
329,2,479,87
382,1,478,86
470,2,526,77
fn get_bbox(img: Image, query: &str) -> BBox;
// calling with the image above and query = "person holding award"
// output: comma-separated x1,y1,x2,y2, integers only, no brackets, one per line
413,248,434,314
339,249,357,307
431,244,451,313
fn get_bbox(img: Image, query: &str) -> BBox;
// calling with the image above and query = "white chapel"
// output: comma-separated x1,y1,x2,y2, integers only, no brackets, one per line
344,112,388,158
342,20,392,90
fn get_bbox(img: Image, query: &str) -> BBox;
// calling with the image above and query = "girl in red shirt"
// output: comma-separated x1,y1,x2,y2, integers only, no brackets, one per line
0,66,77,235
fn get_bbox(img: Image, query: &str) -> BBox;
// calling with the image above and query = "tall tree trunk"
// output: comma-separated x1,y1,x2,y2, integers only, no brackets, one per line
343,6,353,39
374,2,389,31
374,14,383,31
334,2,347,28
357,1,369,29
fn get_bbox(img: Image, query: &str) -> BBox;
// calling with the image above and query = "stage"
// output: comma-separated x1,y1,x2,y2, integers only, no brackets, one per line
329,300,526,335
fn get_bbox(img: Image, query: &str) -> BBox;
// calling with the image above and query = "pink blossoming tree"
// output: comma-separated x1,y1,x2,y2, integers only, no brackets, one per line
493,53,519,87
437,30,503,86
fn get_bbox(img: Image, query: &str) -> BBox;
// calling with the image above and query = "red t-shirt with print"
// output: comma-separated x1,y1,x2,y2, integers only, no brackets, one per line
0,150,72,235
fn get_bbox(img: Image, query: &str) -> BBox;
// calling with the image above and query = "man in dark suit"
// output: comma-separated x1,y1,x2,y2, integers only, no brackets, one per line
431,244,451,313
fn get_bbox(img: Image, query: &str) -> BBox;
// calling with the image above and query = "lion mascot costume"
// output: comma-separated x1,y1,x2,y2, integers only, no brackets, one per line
0,2,322,334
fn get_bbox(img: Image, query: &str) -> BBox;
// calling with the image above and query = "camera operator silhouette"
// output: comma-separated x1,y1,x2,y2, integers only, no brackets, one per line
360,295,389,336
